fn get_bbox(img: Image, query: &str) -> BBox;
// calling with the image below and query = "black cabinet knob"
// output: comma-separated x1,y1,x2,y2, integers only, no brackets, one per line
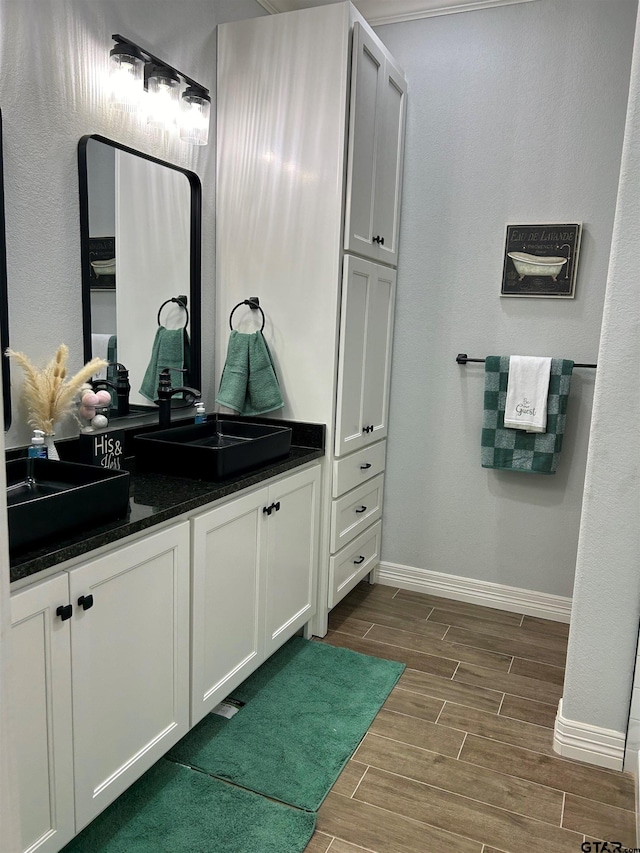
263,505,272,515
353,556,365,565
355,505,367,514
56,604,72,621
274,501,281,512
77,594,94,611
372,235,385,246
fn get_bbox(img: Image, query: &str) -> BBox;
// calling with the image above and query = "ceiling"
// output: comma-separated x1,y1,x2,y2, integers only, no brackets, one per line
254,0,538,26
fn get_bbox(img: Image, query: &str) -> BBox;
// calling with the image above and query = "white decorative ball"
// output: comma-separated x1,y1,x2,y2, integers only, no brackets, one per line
91,414,109,429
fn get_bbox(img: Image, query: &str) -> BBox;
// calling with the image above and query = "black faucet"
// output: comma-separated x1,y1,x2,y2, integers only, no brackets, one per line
156,368,201,429
91,363,131,418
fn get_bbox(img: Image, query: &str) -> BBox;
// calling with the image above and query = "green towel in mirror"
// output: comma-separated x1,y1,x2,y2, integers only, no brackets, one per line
139,326,186,402
216,330,284,416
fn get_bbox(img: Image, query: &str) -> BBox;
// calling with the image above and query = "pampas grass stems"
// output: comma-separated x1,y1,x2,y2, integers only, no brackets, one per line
6,344,107,434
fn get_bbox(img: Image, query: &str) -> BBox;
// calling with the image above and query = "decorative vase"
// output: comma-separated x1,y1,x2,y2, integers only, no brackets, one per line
44,433,59,461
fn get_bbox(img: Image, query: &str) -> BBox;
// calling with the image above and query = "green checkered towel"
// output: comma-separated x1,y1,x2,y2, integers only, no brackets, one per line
481,356,574,474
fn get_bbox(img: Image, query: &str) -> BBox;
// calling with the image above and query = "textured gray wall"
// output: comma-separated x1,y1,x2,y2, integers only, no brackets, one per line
561,1,640,736
376,0,637,597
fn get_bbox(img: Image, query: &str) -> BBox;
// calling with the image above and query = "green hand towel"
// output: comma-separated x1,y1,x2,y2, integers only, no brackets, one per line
481,356,574,474
139,326,185,402
215,330,250,412
244,331,284,416
216,331,284,416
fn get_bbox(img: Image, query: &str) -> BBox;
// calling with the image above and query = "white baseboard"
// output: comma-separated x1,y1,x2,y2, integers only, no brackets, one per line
553,699,625,771
375,561,572,623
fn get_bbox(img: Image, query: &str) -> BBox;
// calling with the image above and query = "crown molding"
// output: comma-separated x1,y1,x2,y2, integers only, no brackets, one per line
254,0,539,26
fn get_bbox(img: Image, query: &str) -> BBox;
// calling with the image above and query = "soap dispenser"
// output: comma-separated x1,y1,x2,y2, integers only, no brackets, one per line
194,402,207,424
28,429,47,459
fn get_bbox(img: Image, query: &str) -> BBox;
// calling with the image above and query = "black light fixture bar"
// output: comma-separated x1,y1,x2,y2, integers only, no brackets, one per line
112,34,209,96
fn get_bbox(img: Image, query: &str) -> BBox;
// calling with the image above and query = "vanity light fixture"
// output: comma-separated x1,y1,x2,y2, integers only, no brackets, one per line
109,34,211,146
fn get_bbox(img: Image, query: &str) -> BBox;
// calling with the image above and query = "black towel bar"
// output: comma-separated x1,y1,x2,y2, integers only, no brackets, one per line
157,295,189,328
229,297,266,332
456,353,597,369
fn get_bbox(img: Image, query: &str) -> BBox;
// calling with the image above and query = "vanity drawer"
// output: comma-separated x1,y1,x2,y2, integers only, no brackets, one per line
329,520,381,608
332,440,386,498
330,474,384,553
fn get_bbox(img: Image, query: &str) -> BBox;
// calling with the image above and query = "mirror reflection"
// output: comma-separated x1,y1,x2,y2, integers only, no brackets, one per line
79,135,201,418
0,110,10,430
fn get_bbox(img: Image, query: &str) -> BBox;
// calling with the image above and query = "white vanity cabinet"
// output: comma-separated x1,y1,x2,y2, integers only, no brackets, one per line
68,523,191,830
11,574,75,853
11,522,191,850
344,23,407,267
335,256,396,457
190,463,320,726
217,1,406,634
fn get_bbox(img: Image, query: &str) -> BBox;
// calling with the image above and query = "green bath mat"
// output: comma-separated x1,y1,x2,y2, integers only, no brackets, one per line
61,759,315,853
167,636,405,811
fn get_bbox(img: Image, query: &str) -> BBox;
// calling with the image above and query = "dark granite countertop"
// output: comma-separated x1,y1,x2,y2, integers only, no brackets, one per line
9,417,325,586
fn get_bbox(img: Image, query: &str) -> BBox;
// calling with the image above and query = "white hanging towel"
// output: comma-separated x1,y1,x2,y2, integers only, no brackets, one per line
504,355,552,433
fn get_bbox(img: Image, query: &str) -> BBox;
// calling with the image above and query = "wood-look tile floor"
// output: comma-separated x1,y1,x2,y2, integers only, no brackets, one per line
305,582,636,853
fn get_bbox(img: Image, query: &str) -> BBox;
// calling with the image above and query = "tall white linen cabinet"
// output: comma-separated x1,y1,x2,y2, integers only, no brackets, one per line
216,1,406,635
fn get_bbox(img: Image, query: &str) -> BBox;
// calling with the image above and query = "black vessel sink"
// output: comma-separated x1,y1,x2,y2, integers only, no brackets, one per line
134,418,292,480
6,458,130,554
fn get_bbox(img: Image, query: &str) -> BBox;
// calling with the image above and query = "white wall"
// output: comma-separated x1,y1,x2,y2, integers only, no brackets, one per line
559,0,640,743
375,0,637,598
0,0,265,448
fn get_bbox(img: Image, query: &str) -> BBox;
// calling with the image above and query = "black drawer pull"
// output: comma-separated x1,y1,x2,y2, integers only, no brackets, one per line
353,556,365,565
77,595,94,611
373,235,385,245
263,505,272,515
56,604,72,621
274,501,281,512
360,463,372,470
355,505,367,513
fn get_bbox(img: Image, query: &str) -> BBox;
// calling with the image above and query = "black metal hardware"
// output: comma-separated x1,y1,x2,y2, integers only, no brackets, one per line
155,368,201,429
355,506,367,513
360,463,372,470
77,595,94,611
456,352,597,369
373,235,385,245
362,425,374,434
263,505,273,516
274,501,281,512
353,556,365,565
229,298,265,332
157,295,189,328
56,604,72,621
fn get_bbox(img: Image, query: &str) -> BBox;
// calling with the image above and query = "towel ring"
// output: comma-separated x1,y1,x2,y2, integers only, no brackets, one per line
157,296,189,329
229,298,265,332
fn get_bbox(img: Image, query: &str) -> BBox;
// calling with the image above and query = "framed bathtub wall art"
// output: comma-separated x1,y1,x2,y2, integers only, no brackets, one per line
501,223,582,298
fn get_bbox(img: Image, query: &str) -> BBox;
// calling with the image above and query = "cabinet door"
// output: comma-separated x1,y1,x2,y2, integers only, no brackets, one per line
11,575,75,853
68,523,190,831
362,263,396,444
335,256,396,456
373,53,407,267
191,488,268,727
344,23,385,262
264,465,320,657
344,23,406,265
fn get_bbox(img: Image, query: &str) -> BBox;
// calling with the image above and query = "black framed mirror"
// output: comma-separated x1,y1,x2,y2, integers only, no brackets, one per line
78,135,201,418
0,111,10,430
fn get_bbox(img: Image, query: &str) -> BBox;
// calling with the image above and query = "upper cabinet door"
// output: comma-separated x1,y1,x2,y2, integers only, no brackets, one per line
344,23,407,266
373,54,407,267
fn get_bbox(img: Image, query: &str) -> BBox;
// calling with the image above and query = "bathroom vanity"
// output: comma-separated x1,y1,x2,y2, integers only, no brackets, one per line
9,422,323,853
